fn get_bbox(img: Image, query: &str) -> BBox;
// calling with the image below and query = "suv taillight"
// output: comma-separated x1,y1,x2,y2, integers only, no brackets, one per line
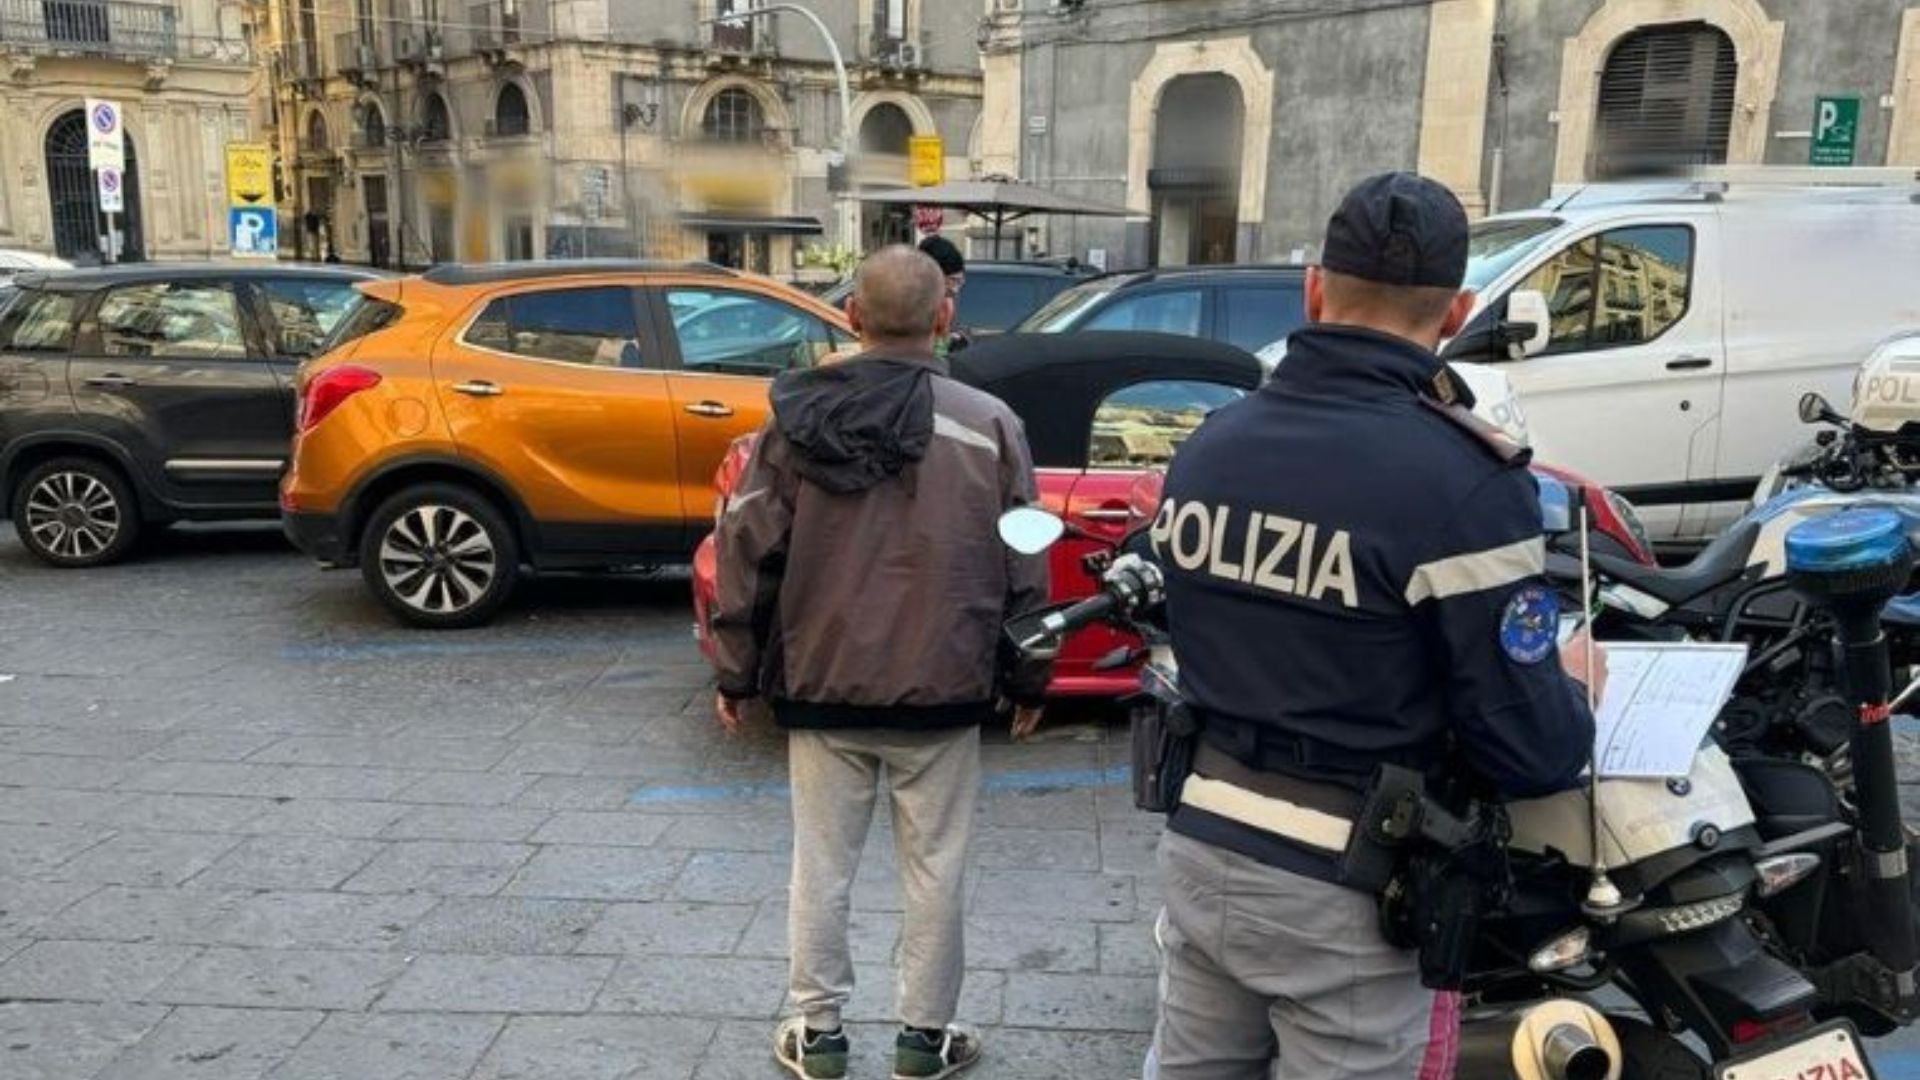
298,365,382,432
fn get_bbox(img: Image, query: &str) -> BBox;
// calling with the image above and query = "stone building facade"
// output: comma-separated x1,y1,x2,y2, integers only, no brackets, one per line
982,0,1920,268
0,0,257,261
261,0,983,274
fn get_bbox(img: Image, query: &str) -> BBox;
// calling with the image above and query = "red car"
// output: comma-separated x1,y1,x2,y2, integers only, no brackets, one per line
692,332,1654,698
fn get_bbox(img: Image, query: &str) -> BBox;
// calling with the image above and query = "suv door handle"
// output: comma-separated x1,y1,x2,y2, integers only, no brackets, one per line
1665,356,1713,371
84,373,138,387
684,401,734,418
452,380,504,397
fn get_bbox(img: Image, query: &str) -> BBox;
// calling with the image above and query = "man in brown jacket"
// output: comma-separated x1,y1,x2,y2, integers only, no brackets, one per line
712,244,1050,1080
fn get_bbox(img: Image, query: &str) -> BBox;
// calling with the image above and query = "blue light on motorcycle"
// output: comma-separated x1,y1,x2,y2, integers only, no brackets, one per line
1783,509,1910,575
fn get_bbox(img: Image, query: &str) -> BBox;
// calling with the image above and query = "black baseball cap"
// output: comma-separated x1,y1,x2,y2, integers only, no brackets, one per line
918,235,966,277
1321,172,1468,289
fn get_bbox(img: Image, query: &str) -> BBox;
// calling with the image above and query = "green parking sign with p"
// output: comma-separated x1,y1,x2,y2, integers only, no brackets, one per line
1811,96,1859,166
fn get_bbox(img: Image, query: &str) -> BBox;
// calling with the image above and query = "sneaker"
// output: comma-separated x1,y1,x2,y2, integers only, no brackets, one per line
893,1024,982,1080
774,1017,850,1080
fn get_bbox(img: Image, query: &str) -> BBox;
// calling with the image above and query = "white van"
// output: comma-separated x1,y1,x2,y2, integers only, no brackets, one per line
1442,168,1920,543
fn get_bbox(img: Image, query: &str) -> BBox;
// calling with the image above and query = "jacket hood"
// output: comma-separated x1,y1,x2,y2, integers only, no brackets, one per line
769,355,937,494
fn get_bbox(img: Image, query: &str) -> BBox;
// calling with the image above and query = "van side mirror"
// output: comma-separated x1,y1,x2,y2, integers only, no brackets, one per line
1501,290,1552,358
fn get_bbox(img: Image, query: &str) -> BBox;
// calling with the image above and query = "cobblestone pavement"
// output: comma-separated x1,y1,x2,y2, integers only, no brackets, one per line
0,526,1158,1080
9,527,1920,1079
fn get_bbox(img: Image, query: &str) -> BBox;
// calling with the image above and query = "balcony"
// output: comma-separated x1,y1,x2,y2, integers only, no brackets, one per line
393,25,444,69
0,0,178,59
334,29,384,81
861,26,930,76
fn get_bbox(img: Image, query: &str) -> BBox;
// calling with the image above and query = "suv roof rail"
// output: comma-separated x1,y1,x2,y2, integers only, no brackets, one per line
1546,167,1920,211
420,259,736,286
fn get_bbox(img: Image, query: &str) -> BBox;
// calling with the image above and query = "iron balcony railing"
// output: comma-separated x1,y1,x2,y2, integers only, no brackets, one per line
0,0,178,58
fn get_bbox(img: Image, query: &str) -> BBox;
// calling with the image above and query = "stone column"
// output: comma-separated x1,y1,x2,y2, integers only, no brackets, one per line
1890,9,1920,165
1415,0,1496,218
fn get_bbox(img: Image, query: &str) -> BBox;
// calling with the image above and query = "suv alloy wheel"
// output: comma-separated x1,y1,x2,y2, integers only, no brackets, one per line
12,457,143,567
358,483,520,629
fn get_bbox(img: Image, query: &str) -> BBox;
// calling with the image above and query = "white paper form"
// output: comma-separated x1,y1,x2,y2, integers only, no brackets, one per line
1589,642,1748,778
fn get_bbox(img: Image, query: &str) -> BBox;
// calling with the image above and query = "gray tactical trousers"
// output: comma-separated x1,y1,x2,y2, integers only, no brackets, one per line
1145,830,1459,1080
787,725,981,1032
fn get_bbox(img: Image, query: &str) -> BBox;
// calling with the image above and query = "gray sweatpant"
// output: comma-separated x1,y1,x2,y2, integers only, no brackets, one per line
1145,830,1458,1080
787,724,981,1032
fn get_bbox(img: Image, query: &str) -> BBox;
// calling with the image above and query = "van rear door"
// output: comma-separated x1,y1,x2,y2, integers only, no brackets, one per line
1487,209,1725,541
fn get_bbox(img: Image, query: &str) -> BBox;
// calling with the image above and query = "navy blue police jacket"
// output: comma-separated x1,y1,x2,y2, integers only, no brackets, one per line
1152,324,1595,876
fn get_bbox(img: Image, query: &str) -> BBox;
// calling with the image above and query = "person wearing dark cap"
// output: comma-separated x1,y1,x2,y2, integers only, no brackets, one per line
1138,172,1603,1079
917,235,971,356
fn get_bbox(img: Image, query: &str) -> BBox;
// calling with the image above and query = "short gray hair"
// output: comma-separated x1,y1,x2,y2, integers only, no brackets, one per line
853,245,946,341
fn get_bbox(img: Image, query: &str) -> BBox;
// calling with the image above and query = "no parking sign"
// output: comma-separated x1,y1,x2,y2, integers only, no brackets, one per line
96,166,123,213
85,98,123,173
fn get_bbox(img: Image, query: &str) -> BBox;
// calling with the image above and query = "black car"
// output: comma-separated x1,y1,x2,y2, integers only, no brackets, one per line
820,259,1097,337
0,263,378,567
1014,264,1308,355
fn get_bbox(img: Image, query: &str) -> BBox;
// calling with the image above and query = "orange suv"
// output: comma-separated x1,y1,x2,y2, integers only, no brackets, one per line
281,261,853,627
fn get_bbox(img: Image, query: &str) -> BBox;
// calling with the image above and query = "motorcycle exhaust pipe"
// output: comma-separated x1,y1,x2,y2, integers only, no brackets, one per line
1456,1000,1620,1080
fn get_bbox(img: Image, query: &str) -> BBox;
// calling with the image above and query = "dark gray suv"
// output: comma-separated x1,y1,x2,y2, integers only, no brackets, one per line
0,263,376,567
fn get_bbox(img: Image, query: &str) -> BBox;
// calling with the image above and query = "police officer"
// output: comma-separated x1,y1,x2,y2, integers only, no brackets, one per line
1143,172,1604,1080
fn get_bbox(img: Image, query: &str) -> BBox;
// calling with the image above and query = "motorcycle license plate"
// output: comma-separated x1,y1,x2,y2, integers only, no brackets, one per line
1716,1022,1876,1080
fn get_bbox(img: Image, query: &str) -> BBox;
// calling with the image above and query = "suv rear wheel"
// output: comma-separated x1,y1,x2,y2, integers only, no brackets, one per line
12,457,143,568
359,483,519,629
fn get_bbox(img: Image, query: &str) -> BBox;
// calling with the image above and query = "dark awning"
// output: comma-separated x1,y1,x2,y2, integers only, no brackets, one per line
678,213,824,235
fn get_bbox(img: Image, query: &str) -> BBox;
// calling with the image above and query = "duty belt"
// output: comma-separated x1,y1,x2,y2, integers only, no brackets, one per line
1180,744,1364,856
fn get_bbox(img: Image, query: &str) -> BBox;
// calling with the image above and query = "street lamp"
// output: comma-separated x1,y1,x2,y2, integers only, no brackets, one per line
698,3,856,248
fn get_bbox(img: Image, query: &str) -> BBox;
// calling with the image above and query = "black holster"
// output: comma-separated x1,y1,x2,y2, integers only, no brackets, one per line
1131,700,1199,813
1354,765,1510,991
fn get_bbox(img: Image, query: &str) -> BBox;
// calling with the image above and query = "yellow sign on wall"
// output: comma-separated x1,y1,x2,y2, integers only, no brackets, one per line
909,134,944,187
224,143,274,208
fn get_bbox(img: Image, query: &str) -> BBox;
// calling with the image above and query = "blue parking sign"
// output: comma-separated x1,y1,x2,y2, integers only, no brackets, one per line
229,207,277,258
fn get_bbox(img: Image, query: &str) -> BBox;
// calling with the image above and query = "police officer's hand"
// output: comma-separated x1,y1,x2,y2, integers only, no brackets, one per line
1011,704,1044,741
1561,628,1609,703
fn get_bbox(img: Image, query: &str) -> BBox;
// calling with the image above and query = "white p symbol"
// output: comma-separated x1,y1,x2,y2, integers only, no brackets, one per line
1816,101,1840,139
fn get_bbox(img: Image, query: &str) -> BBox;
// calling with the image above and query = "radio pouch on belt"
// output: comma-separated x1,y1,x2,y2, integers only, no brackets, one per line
1131,701,1199,813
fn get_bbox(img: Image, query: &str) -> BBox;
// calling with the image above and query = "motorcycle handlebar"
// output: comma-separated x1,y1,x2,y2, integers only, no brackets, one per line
1039,592,1120,638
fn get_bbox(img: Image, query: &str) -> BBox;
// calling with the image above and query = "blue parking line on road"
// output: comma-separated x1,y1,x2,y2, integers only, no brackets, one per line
281,635,644,661
629,762,1131,805
1897,716,1920,737
1874,1051,1920,1079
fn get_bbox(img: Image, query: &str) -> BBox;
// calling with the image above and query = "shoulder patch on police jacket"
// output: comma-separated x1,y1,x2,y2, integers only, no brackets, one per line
1419,398,1531,467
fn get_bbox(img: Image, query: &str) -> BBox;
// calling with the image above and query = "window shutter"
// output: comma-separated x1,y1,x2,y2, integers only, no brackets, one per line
1593,22,1737,178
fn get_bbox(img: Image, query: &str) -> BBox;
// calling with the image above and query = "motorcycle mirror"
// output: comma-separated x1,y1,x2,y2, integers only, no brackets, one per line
998,507,1066,555
1798,392,1837,425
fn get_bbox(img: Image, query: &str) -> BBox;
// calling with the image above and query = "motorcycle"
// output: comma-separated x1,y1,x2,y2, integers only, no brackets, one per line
1544,391,1920,772
997,500,1914,1078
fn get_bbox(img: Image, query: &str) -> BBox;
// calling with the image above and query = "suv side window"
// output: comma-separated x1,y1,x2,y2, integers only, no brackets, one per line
956,276,1042,332
466,286,640,368
1082,289,1204,336
1519,225,1694,355
665,289,844,376
1089,379,1244,468
1220,285,1306,353
0,291,80,352
94,282,247,359
254,278,364,357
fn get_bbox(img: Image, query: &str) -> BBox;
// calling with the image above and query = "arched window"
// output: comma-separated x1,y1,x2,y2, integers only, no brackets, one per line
421,93,452,143
702,87,763,144
1593,22,1736,178
858,102,913,156
305,110,330,153
493,83,530,137
359,102,386,148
